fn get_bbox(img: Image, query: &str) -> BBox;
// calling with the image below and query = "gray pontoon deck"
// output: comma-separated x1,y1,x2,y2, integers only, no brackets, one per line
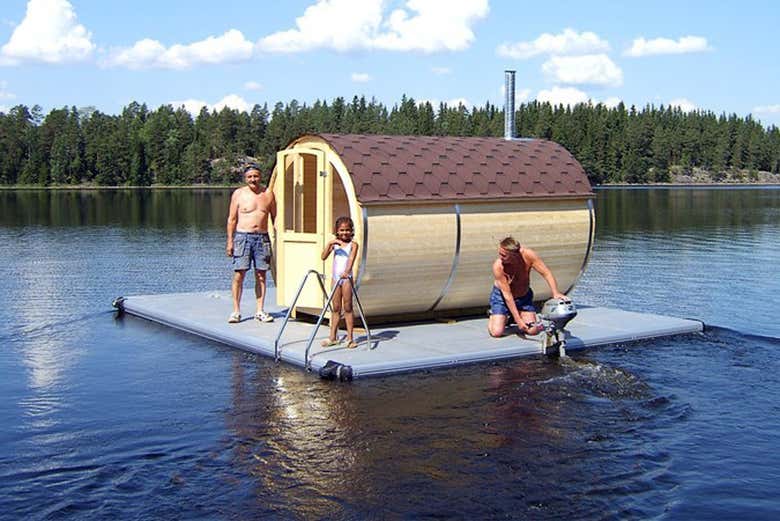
116,289,703,378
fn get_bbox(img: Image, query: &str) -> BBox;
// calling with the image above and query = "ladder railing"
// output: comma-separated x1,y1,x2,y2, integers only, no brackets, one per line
303,274,372,370
273,270,330,361
273,271,373,369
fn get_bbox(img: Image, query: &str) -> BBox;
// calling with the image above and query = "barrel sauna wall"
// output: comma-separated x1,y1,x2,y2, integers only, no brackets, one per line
269,133,595,321
355,198,593,317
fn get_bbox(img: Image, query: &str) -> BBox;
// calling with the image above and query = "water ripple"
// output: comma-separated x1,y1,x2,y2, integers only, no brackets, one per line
1,189,780,519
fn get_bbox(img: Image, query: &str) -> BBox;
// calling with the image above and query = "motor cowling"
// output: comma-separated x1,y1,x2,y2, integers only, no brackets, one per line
540,298,577,330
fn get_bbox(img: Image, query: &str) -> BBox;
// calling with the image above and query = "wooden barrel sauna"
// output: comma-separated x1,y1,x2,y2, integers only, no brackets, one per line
268,133,594,321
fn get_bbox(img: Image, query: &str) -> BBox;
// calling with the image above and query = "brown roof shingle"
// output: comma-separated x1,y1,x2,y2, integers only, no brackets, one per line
315,134,593,204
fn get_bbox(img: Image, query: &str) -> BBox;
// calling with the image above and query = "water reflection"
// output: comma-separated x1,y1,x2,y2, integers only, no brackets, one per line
0,189,231,228
2,188,780,518
0,227,91,427
595,186,780,234
219,350,667,517
225,354,364,517
576,187,780,336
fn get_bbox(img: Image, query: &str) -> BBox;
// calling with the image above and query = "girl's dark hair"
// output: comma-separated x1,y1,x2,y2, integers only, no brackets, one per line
334,216,354,232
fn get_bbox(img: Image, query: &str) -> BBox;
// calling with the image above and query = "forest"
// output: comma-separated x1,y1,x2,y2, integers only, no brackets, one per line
1,95,778,186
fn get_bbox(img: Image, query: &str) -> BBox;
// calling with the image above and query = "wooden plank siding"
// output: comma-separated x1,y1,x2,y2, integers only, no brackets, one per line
269,134,594,321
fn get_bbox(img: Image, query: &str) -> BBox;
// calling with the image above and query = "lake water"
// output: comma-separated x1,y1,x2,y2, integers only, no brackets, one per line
1,187,779,519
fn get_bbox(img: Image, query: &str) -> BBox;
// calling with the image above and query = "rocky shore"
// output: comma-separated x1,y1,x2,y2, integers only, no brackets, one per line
667,167,780,185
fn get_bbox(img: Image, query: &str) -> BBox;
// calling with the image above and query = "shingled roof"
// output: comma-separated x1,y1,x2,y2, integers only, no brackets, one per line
314,133,593,204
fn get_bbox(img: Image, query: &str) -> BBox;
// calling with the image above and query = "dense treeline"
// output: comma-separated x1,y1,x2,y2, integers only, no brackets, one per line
1,96,778,186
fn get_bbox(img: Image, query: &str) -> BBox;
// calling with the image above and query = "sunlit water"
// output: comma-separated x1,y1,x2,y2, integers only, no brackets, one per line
1,188,778,519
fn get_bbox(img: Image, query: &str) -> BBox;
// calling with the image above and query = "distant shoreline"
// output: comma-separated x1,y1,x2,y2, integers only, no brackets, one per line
0,184,236,190
599,182,780,187
1,181,778,191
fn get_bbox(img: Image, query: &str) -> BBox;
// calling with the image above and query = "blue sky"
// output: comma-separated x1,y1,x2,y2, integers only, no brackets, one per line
1,0,778,126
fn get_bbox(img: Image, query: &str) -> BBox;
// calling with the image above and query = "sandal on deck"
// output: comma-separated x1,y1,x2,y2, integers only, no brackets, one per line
255,311,274,323
228,312,241,323
346,340,358,349
321,338,340,347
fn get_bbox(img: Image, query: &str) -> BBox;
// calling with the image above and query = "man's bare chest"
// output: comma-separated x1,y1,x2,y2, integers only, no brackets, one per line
504,261,530,285
238,192,268,213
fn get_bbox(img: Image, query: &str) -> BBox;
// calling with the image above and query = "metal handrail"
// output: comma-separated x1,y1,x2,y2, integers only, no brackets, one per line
303,274,372,370
273,271,373,369
273,269,330,361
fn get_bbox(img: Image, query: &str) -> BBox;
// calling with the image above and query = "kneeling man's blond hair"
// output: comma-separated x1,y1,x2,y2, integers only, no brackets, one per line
499,237,521,251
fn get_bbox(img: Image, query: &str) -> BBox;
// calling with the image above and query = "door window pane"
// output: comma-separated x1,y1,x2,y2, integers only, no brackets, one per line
284,153,318,234
284,159,295,232
302,154,317,233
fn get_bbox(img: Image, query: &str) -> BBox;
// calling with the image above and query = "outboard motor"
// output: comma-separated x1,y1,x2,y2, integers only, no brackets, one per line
540,298,577,330
539,298,577,357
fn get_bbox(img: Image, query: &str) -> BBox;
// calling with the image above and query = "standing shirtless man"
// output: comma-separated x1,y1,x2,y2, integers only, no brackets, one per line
488,236,568,337
226,164,276,323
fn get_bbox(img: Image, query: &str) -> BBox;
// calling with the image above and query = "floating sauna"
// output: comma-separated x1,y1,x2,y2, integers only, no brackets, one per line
267,133,595,321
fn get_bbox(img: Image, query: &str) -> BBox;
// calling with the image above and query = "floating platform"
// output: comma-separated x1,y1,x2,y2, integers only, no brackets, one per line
116,289,703,379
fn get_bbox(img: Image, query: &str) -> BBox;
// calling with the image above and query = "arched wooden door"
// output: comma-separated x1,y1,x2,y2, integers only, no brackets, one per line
273,148,327,310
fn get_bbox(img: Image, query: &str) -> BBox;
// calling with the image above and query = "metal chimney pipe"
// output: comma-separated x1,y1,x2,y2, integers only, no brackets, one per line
504,70,516,140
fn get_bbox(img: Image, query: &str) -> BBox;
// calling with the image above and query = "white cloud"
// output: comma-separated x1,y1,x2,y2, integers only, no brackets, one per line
170,98,209,115
497,28,609,59
419,97,473,109
170,94,252,115
105,29,253,69
542,54,623,87
624,36,710,57
213,94,252,112
516,88,531,103
106,39,164,69
372,0,488,52
669,98,696,112
257,0,382,52
351,72,371,82
0,80,15,100
432,66,451,75
244,81,263,91
0,0,94,65
753,104,780,114
535,93,621,108
257,0,488,53
536,86,589,107
445,97,471,108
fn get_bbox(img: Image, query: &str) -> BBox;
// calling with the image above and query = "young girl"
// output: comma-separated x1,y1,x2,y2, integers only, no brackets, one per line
320,216,360,349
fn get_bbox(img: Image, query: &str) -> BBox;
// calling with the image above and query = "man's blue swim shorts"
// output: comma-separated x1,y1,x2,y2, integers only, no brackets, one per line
232,232,271,271
489,286,535,316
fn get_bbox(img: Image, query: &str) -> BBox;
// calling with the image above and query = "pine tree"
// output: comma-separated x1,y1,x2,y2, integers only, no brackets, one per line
0,106,33,184
1,96,779,186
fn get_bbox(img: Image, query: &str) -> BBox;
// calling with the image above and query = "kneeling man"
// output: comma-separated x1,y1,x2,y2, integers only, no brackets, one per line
488,237,568,337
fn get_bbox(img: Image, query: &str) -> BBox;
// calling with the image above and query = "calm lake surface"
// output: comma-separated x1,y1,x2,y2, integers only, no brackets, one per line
1,187,779,519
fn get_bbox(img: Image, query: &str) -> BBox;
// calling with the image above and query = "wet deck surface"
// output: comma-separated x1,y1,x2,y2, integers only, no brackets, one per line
118,289,704,378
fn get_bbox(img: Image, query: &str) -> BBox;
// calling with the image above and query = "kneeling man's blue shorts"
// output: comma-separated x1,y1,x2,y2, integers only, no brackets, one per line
232,232,271,271
489,286,535,316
